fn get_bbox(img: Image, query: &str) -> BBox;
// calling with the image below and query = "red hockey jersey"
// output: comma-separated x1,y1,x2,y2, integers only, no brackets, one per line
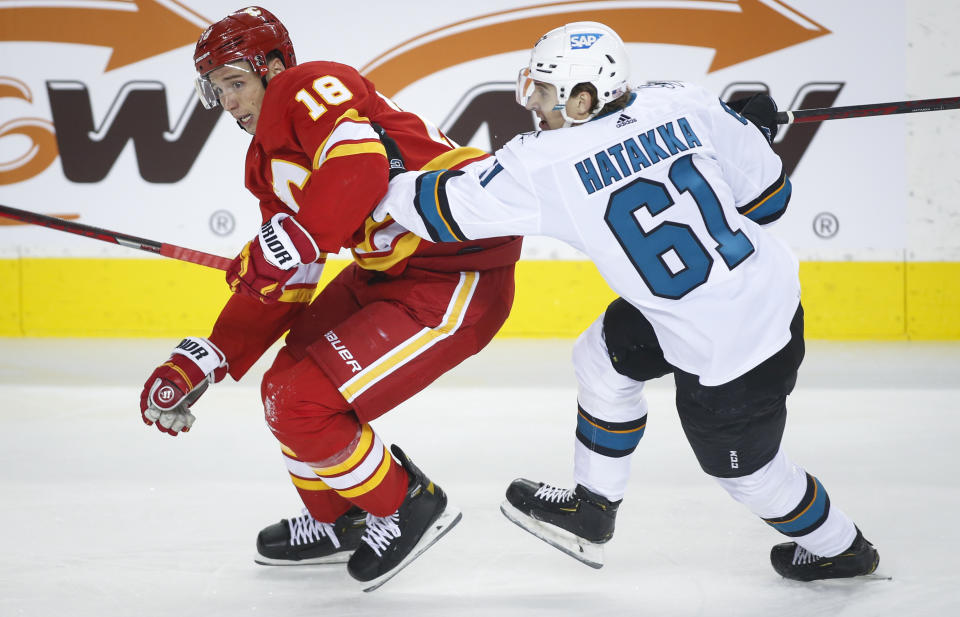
210,61,521,378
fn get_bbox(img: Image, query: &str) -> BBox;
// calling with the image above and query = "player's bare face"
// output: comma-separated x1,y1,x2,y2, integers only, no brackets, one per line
525,81,566,130
208,63,266,135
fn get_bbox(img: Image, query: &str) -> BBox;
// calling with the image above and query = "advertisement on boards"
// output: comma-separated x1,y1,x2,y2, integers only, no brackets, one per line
0,0,905,262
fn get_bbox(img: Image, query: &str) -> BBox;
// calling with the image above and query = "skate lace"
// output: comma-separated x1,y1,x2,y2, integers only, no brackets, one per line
791,545,822,566
360,512,401,557
288,509,340,549
534,484,574,503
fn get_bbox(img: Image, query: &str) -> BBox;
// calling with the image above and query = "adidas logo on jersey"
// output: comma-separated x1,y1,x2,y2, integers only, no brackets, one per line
615,114,636,128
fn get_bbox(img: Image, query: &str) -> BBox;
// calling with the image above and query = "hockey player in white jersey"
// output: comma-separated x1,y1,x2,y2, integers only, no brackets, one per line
375,22,880,581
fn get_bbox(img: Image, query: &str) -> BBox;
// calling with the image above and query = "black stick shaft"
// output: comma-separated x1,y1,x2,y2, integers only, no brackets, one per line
776,96,960,125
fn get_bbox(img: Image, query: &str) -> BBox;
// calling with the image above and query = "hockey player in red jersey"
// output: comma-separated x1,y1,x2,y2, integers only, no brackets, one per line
137,6,520,591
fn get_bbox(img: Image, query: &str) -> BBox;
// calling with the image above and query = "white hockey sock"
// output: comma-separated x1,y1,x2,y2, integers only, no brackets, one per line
713,447,856,556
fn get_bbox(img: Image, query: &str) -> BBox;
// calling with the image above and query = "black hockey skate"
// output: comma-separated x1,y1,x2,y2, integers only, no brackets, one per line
347,444,462,592
500,479,620,569
770,527,880,581
255,506,366,565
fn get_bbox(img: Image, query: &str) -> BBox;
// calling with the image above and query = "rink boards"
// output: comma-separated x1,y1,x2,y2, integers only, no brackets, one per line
0,257,956,339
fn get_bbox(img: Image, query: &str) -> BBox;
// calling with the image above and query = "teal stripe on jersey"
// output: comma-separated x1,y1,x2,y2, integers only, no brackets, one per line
414,170,464,242
740,174,792,225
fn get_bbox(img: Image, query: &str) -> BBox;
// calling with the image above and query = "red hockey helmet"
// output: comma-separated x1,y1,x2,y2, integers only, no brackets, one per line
193,6,296,109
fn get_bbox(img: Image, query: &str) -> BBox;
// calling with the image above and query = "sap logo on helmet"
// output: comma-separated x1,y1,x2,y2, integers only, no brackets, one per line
242,7,262,17
570,33,603,49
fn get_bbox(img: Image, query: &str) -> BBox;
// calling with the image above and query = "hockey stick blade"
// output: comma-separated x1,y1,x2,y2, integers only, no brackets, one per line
0,203,232,271
776,95,960,125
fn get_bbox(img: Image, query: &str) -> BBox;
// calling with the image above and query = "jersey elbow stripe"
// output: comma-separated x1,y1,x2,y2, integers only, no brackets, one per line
420,146,489,171
762,473,831,537
324,140,387,163
574,405,646,458
312,114,379,168
414,170,467,242
738,173,792,224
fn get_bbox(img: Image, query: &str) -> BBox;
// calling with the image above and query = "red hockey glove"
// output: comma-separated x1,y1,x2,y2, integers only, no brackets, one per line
226,213,321,303
140,337,228,436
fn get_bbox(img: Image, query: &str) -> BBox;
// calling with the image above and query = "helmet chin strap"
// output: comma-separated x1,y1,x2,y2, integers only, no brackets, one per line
557,104,598,128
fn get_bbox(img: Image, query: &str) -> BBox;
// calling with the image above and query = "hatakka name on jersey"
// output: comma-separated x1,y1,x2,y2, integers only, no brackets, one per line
574,116,702,195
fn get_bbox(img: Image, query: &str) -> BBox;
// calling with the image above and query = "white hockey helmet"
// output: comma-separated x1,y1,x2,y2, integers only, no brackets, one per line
516,21,630,124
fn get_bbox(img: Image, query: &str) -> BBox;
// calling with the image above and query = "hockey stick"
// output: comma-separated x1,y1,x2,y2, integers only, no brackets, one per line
776,96,960,125
0,203,232,271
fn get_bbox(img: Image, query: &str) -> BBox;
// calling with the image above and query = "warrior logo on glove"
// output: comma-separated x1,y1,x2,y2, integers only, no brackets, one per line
226,212,323,303
156,386,177,405
260,218,295,267
140,336,229,436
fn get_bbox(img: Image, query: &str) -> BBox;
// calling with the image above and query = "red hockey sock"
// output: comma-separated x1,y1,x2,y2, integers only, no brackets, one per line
308,424,409,517
280,446,353,521
297,484,353,522
341,456,408,517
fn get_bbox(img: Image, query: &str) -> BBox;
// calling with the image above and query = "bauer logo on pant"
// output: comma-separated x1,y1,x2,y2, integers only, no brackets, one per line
325,330,363,373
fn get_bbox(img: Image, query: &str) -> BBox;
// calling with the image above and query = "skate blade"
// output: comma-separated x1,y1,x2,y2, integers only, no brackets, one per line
780,572,894,583
361,505,463,592
254,552,352,566
500,501,604,569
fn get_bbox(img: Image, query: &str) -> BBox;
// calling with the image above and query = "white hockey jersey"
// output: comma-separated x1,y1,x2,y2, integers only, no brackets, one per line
376,82,799,385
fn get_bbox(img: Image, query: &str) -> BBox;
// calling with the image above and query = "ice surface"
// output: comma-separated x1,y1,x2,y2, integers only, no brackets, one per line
0,338,957,616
